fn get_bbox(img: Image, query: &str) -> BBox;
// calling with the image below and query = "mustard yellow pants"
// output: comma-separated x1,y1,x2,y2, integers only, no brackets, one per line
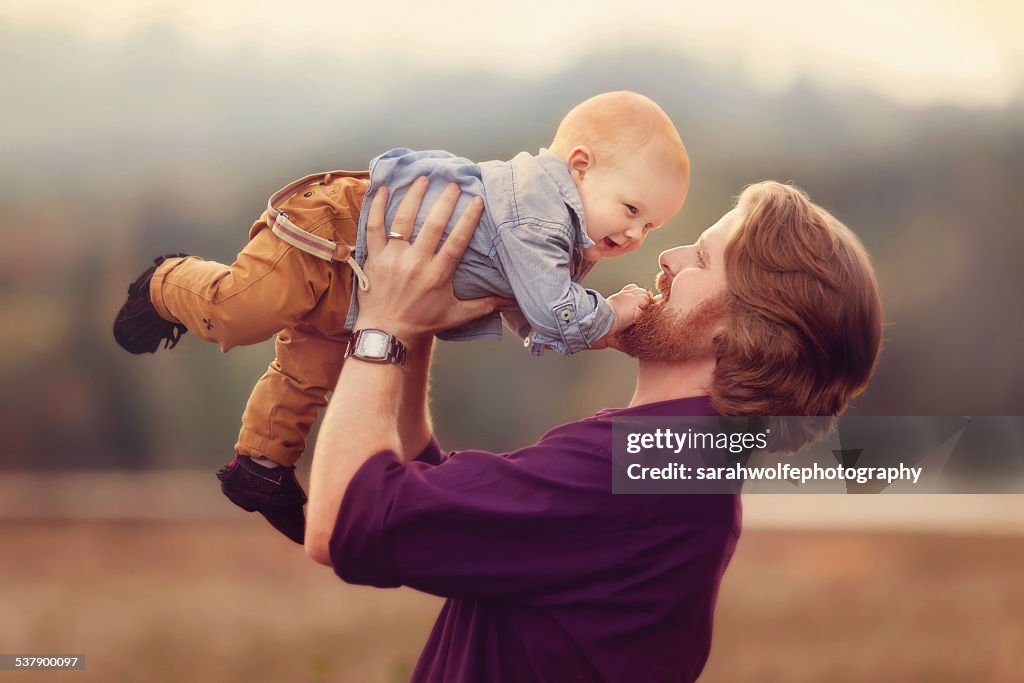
149,172,370,466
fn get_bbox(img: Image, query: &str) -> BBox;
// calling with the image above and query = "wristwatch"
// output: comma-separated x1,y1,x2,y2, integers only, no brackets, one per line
344,329,408,367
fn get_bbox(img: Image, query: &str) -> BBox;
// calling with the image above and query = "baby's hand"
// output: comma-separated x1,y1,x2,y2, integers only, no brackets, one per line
591,284,652,350
608,283,653,332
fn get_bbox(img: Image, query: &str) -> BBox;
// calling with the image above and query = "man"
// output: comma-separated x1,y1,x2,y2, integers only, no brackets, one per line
305,179,883,682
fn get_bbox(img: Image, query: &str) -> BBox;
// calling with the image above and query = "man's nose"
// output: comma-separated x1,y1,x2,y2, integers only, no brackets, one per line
658,246,687,276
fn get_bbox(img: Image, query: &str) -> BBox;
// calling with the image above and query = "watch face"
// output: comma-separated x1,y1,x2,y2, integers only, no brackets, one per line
356,330,389,359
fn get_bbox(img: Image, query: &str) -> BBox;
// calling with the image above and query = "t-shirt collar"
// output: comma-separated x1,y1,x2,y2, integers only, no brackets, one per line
594,395,716,418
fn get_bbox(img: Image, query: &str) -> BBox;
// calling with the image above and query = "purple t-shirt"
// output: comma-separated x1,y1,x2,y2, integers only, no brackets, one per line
330,395,741,682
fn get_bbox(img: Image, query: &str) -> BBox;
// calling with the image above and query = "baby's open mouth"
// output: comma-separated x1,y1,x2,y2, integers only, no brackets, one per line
604,237,618,250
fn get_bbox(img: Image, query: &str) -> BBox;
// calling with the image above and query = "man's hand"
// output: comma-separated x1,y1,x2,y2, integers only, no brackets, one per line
355,177,511,343
591,284,652,351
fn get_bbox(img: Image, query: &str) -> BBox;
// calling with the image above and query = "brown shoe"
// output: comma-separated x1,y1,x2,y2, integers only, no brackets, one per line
113,254,189,354
217,454,307,545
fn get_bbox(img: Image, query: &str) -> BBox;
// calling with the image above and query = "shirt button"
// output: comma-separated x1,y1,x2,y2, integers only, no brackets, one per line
559,308,572,322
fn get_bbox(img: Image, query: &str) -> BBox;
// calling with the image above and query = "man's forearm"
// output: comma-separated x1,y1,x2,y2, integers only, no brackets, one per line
305,336,434,565
304,179,495,565
395,338,434,455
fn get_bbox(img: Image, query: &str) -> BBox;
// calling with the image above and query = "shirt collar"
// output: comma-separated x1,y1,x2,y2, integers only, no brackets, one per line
594,395,716,418
533,149,593,247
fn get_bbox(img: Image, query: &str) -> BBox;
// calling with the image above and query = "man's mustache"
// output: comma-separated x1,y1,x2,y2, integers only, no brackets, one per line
654,270,672,301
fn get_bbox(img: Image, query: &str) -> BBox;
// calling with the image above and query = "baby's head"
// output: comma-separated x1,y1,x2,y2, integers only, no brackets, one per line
549,91,690,261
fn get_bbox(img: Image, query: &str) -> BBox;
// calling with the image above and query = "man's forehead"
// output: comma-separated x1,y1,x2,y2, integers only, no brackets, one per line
703,208,743,247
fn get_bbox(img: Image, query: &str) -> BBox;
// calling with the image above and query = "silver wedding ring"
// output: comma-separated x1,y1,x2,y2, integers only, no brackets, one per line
387,232,410,241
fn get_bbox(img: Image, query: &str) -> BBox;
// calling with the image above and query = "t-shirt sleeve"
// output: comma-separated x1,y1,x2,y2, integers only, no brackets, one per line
328,429,627,604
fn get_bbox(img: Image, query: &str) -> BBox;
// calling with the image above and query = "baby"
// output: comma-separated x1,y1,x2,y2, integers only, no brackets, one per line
113,91,690,543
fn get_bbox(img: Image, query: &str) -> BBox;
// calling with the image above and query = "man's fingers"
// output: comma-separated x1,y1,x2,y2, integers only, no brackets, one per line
491,296,517,309
437,196,484,274
365,187,389,257
448,295,508,327
413,182,461,256
391,176,429,238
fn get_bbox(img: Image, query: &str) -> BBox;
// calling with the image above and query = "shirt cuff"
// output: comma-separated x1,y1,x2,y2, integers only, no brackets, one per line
412,437,445,465
528,292,616,354
328,438,443,586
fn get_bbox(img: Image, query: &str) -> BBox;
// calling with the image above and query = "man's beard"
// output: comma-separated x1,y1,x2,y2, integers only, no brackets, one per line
617,272,727,362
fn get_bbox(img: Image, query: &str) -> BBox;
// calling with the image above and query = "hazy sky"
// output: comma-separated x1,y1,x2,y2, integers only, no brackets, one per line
4,0,1021,107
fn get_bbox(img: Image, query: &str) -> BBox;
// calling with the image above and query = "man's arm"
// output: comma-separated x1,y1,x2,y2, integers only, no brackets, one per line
305,178,507,565
305,338,432,564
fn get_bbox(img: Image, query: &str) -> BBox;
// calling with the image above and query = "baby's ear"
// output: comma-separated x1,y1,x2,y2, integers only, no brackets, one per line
567,146,592,179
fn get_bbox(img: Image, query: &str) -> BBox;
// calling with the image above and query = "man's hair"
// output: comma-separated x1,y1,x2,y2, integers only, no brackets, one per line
711,182,883,452
549,91,688,173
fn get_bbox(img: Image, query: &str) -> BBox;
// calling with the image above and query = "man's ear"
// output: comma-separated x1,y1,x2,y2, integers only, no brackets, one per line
567,146,592,181
711,315,730,349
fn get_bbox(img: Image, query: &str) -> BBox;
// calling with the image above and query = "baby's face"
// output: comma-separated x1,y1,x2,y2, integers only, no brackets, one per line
577,153,689,262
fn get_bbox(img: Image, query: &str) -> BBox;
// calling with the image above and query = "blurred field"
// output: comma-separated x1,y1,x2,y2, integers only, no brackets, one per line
3,521,1021,683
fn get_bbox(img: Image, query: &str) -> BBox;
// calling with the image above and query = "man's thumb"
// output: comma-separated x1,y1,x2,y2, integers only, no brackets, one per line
458,296,514,321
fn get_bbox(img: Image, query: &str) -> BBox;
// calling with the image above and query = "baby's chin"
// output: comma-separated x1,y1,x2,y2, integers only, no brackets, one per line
582,244,605,262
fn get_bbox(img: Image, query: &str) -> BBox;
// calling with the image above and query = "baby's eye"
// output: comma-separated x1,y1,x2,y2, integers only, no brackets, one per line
625,204,639,215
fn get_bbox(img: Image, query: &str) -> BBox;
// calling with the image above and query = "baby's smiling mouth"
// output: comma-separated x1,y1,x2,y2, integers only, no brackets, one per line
603,237,619,250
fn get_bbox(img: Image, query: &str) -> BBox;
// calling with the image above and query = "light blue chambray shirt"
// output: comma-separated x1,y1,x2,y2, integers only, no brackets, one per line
344,148,616,355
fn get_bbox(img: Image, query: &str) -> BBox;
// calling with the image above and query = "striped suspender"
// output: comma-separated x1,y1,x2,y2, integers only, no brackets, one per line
266,172,370,291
